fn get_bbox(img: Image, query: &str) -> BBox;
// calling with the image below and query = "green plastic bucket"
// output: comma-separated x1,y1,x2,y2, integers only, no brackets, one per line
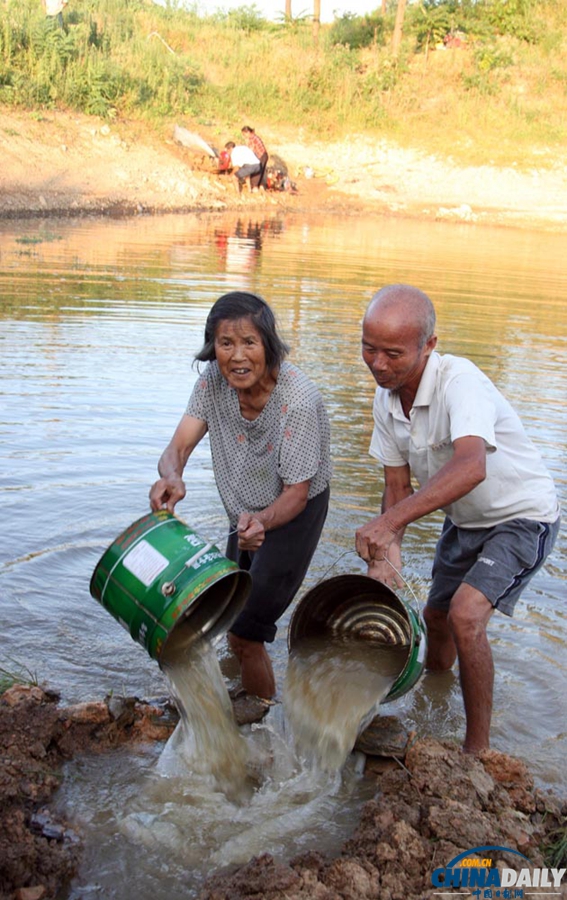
288,573,427,702
90,511,252,660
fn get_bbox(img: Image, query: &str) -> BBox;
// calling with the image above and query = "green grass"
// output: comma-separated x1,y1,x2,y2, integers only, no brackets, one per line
15,233,64,244
0,660,39,695
542,819,567,869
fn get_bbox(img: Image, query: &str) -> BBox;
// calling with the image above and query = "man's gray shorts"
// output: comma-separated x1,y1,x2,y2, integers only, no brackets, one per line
427,515,560,616
236,163,261,181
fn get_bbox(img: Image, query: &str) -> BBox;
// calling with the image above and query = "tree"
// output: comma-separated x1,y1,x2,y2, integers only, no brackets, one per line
391,0,407,57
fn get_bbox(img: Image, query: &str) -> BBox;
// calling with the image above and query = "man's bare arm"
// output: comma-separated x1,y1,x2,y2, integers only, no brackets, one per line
356,436,487,567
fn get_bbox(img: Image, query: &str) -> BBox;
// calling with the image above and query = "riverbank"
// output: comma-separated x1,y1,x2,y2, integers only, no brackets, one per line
2,108,567,231
1,685,566,900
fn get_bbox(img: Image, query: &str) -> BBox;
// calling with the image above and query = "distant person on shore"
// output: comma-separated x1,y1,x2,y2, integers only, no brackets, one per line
224,141,261,193
356,283,560,754
42,0,68,25
241,126,268,191
149,291,331,701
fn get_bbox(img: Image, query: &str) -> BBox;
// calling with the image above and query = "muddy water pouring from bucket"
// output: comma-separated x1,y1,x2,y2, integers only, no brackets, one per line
158,637,253,801
284,637,408,771
90,511,255,799
286,573,428,770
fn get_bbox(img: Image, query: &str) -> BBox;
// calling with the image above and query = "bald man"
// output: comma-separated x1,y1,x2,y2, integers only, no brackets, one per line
356,284,560,753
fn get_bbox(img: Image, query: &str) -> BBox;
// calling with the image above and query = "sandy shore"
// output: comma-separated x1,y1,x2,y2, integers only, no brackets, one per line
1,107,567,230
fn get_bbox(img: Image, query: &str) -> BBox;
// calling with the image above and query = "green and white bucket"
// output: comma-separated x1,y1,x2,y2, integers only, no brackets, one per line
90,511,252,660
288,573,427,702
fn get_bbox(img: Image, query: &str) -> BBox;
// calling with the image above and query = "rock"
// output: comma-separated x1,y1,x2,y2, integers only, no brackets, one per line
59,701,111,726
106,695,136,722
364,756,400,776
467,764,496,806
427,798,497,846
354,714,409,757
29,810,52,833
2,685,47,707
42,822,66,841
324,858,380,898
200,853,301,898
405,737,497,806
130,701,176,742
231,692,273,726
27,740,47,760
479,748,536,813
29,808,78,843
480,748,534,788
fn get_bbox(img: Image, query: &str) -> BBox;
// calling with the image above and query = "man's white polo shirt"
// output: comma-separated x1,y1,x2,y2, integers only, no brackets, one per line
369,352,559,528
230,145,260,167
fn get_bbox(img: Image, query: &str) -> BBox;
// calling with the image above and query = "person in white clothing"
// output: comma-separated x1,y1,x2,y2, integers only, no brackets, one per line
355,283,560,753
224,141,261,192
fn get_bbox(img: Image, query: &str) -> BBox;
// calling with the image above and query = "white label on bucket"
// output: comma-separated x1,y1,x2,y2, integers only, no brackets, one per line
122,540,169,587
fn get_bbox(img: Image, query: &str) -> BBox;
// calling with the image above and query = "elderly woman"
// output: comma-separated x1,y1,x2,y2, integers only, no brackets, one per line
149,291,332,700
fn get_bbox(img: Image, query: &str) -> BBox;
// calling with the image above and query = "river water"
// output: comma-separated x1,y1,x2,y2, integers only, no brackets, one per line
1,210,566,896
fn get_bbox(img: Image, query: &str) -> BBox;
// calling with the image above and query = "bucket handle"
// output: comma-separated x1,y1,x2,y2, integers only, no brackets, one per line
316,548,358,584
315,549,424,617
379,556,424,616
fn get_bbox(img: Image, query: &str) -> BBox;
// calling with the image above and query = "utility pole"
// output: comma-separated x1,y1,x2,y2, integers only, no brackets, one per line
391,0,407,57
313,0,320,43
285,0,292,20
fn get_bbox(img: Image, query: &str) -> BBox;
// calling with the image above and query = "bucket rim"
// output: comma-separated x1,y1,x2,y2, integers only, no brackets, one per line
287,571,427,703
288,572,415,648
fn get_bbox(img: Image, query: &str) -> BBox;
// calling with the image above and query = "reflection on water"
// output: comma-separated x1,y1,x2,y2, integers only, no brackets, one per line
1,210,566,895
213,217,276,276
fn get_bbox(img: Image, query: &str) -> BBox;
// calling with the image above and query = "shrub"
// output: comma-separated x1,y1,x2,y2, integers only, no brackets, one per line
213,5,267,33
485,0,539,43
328,12,384,50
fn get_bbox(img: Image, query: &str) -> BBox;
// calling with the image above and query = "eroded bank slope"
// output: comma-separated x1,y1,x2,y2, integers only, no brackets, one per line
1,108,567,230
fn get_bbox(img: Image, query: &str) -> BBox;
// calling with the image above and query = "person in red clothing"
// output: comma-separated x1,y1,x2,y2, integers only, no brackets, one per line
241,125,268,190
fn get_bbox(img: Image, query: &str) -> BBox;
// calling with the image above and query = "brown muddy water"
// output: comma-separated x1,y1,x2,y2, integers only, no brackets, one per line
283,638,408,771
1,211,566,898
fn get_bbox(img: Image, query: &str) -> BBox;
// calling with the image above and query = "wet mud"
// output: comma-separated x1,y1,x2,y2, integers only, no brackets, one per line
1,684,566,900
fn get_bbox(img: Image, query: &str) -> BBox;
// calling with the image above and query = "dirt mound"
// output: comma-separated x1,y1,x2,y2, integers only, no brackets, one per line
0,684,176,899
201,740,566,900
